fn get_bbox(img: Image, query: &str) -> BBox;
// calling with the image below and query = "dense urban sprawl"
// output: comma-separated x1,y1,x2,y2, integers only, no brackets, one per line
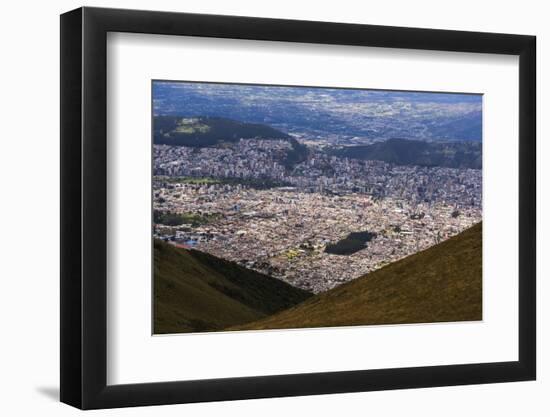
153,139,482,293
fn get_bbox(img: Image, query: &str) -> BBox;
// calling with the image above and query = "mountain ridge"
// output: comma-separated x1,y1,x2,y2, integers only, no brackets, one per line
154,239,312,334
330,138,482,169
153,115,290,147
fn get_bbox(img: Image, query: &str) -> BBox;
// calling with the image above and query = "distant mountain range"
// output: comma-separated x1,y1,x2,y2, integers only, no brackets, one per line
330,138,482,169
154,223,482,333
428,110,482,142
153,81,482,142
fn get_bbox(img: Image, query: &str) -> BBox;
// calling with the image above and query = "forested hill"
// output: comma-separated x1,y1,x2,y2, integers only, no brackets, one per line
154,116,290,147
330,138,482,169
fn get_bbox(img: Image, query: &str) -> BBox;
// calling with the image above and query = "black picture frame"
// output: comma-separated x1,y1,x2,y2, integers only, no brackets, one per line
60,6,536,410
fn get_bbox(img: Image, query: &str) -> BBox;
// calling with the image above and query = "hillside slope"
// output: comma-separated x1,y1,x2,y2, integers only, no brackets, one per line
154,239,312,334
153,116,290,147
331,138,482,169
233,222,482,331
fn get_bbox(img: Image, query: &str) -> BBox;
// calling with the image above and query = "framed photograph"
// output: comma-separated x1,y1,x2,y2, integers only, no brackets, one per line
60,6,536,409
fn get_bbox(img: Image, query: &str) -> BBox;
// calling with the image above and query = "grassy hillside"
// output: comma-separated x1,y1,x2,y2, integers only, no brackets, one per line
154,239,312,334
233,222,482,331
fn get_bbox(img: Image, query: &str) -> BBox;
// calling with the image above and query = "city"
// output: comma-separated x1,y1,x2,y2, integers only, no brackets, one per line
153,139,481,293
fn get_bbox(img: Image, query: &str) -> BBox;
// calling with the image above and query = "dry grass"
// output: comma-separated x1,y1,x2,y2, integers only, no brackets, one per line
154,240,312,334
